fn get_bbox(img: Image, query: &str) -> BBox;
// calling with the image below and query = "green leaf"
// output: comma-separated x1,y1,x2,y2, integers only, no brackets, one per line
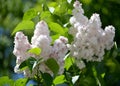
0,76,14,86
47,2,58,14
53,75,66,85
54,1,68,16
14,78,28,86
23,8,38,20
51,34,60,43
48,22,65,35
28,47,41,55
25,57,37,71
105,58,119,73
40,11,54,22
45,58,59,75
64,57,75,70
19,57,37,72
32,58,43,69
41,73,53,86
80,76,97,86
47,2,58,7
19,61,28,71
12,20,34,35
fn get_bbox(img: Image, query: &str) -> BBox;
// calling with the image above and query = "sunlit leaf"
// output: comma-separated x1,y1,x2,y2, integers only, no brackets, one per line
64,57,75,70
51,34,60,43
45,58,59,75
15,78,28,86
40,11,55,22
12,20,34,35
28,47,41,55
81,0,92,4
53,75,66,85
47,2,58,7
48,22,65,35
0,76,14,86
23,8,38,20
54,1,68,16
101,73,105,78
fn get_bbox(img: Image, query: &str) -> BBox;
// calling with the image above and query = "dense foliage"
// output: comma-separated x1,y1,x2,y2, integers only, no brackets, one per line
0,0,120,86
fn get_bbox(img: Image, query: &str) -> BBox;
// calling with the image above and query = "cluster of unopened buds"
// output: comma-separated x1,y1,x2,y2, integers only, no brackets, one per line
13,0,115,77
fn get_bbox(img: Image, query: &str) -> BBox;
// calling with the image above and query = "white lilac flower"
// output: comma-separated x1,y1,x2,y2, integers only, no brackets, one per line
50,36,68,74
13,32,31,64
76,60,86,69
104,26,115,50
13,21,52,77
31,21,52,60
13,20,69,77
34,35,52,60
69,1,88,37
25,21,52,77
31,20,51,45
69,0,115,67
13,32,31,73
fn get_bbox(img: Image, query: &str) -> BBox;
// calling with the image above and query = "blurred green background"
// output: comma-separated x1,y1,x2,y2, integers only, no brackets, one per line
0,0,37,78
0,0,120,84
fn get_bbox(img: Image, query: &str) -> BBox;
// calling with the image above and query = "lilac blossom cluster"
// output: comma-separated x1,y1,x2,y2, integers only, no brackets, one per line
13,0,115,77
68,1,115,69
13,21,68,77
